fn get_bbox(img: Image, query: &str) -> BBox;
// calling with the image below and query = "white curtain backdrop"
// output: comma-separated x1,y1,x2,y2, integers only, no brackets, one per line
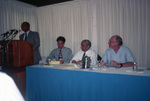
38,0,150,67
0,0,150,67
95,0,150,67
38,1,93,57
0,0,37,40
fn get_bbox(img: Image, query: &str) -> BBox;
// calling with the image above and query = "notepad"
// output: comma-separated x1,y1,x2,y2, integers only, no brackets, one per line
49,61,60,65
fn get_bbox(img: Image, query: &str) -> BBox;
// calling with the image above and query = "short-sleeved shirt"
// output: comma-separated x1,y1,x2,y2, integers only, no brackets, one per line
102,46,134,65
71,49,97,65
47,47,73,63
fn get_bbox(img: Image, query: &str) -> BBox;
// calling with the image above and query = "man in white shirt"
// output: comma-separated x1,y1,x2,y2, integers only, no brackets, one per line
0,72,24,101
71,40,97,65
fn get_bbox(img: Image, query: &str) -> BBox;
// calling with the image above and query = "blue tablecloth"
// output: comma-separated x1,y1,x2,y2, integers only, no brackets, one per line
26,65,150,101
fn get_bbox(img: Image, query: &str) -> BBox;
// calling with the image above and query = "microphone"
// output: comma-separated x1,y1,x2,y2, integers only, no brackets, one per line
13,30,18,35
1,29,21,40
13,29,21,34
17,29,21,32
9,29,16,35
10,29,16,32
1,29,21,36
1,30,11,36
1,29,16,36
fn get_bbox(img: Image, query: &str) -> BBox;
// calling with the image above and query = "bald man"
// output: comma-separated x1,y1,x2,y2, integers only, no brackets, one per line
101,35,135,67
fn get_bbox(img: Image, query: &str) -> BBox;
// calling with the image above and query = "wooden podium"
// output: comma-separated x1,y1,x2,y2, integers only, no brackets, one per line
0,40,34,98
0,40,34,67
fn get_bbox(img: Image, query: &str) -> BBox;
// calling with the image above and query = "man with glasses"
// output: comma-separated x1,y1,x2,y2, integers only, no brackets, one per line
100,35,135,67
71,39,97,65
47,36,73,64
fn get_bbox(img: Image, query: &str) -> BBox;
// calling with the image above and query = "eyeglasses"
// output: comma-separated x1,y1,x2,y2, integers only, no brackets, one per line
109,40,116,43
57,43,64,45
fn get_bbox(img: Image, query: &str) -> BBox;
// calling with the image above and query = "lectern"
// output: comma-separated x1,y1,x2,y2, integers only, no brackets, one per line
0,40,34,67
0,40,34,98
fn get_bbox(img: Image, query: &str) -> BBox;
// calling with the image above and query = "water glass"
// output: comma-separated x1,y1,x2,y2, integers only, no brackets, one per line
132,62,137,71
47,59,51,65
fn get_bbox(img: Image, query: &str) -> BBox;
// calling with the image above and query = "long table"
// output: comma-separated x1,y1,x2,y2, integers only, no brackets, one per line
26,64,150,101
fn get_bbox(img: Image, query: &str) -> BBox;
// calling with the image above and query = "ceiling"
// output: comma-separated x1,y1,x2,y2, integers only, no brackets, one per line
17,0,73,7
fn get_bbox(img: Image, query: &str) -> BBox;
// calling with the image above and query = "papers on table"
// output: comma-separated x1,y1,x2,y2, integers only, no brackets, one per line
31,64,150,76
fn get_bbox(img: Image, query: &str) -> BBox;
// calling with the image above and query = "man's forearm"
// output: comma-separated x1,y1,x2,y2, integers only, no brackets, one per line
121,62,134,67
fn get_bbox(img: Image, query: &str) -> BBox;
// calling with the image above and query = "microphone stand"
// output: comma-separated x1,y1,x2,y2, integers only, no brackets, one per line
1,30,19,69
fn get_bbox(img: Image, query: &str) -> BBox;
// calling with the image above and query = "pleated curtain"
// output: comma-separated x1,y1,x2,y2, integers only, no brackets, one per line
0,0,150,67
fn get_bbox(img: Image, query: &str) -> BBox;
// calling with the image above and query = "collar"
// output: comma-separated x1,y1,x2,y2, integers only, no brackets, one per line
82,48,91,53
58,46,65,50
24,30,30,36
111,46,122,54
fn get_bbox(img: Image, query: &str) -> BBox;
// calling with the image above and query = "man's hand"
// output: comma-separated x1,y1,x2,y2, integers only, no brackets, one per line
59,60,64,64
100,60,106,66
76,60,82,64
72,60,82,65
110,60,120,67
72,60,77,64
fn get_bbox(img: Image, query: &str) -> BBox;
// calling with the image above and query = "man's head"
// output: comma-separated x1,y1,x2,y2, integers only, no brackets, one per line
81,40,91,52
57,36,66,49
108,35,123,49
21,22,30,32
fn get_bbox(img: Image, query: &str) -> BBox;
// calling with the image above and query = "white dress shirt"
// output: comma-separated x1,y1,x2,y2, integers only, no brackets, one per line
0,72,24,101
71,49,97,65
23,30,29,40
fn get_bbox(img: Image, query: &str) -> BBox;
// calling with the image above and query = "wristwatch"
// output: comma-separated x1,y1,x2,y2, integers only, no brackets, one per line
120,63,123,68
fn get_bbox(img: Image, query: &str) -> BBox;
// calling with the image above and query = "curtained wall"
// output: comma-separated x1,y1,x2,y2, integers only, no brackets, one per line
0,0,37,40
95,0,150,67
0,0,150,67
38,1,93,58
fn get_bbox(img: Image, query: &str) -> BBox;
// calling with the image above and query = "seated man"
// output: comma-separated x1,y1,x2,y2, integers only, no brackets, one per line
71,40,97,65
47,36,73,64
100,35,135,67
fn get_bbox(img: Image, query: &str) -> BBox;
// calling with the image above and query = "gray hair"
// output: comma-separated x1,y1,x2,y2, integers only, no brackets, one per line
115,36,123,46
82,39,91,47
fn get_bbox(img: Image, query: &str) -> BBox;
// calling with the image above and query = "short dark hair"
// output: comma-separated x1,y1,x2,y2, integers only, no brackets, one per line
56,36,66,43
83,39,91,47
22,22,30,27
115,36,123,46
